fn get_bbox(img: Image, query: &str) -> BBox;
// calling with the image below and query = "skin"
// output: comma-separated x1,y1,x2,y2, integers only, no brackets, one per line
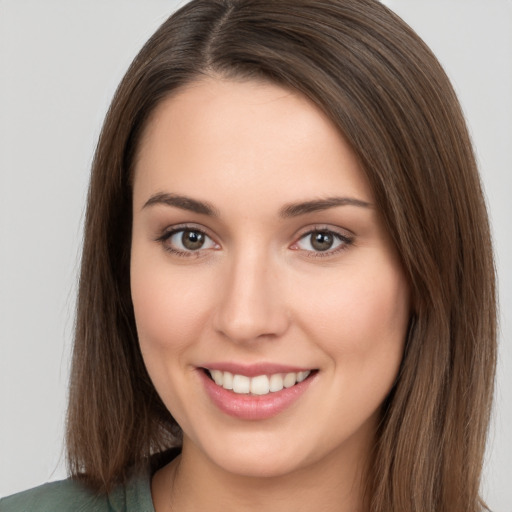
130,77,410,512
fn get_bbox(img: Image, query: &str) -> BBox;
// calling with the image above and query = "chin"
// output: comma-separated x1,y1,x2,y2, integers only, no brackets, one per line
214,452,306,479
194,431,317,479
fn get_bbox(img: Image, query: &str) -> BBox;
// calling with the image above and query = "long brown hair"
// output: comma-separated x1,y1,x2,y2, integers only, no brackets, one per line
67,1,496,510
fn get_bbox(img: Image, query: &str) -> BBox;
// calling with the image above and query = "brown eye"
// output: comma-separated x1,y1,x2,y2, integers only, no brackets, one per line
293,229,353,255
181,230,205,250
161,228,218,255
310,231,334,251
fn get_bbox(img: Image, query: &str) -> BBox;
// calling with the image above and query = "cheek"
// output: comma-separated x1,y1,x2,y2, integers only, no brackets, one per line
296,259,410,364
130,251,212,356
130,253,215,422
302,262,410,432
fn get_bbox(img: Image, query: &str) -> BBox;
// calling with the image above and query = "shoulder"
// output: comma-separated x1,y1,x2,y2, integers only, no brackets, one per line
0,478,109,512
0,450,180,512
0,470,155,512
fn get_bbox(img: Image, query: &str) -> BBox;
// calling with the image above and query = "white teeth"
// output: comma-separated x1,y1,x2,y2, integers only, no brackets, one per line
232,374,250,394
269,373,284,392
250,375,270,395
211,369,223,386
297,371,309,383
223,371,233,390
208,369,311,395
283,372,297,388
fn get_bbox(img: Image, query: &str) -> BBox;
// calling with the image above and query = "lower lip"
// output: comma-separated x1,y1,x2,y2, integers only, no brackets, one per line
199,369,316,420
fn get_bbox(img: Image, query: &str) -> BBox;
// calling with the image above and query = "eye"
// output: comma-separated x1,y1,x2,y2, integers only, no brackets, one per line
158,227,219,255
292,229,353,255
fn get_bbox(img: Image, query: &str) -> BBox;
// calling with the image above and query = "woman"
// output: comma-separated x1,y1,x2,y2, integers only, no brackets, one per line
1,0,496,511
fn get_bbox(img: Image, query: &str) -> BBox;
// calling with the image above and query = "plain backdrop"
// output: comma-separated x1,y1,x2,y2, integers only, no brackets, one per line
1,1,511,509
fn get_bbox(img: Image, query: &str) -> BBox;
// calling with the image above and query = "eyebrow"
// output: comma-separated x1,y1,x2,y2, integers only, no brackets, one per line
142,193,219,216
279,197,372,217
142,193,371,217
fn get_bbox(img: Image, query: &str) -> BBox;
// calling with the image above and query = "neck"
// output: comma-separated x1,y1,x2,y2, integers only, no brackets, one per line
152,436,370,512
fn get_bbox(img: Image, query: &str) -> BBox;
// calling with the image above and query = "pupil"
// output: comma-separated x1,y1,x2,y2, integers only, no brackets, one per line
182,230,204,250
311,232,333,251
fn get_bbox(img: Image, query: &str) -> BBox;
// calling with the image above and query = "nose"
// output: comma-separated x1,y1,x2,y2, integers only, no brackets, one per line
212,249,290,344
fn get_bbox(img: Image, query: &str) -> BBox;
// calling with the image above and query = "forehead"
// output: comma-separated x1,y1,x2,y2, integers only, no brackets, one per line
133,78,373,210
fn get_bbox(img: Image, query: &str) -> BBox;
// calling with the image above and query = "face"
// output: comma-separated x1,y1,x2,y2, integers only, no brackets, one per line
131,78,410,478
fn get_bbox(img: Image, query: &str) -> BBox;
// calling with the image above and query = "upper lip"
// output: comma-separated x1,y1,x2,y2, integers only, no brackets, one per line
200,362,315,377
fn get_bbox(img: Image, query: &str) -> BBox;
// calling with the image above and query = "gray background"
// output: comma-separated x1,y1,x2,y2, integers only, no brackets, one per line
1,1,511,509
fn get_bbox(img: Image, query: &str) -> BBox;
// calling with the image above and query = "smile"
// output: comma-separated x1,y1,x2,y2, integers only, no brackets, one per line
206,369,312,395
199,365,318,420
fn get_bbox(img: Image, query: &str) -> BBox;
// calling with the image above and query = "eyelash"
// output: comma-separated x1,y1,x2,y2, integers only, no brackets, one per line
155,225,354,258
292,228,354,258
155,225,217,258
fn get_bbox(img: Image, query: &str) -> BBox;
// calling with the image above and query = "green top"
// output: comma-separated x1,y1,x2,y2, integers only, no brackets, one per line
0,450,181,512
0,469,155,512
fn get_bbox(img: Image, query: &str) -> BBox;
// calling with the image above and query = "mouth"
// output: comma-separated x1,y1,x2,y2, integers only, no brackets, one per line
202,368,316,396
199,365,318,420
